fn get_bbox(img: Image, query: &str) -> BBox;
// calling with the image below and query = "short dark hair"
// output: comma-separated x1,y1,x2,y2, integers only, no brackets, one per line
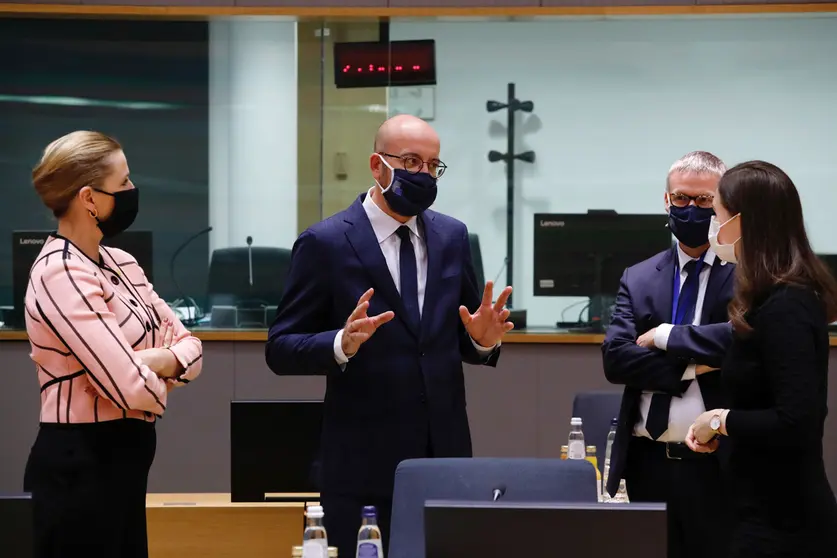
719,160,837,332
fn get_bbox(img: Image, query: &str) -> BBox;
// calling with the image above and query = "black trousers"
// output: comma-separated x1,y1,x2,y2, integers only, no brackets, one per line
625,436,731,558
24,420,157,558
320,493,392,558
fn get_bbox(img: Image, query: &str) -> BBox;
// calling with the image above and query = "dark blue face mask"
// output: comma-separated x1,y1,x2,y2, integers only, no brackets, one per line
668,204,714,249
381,167,438,218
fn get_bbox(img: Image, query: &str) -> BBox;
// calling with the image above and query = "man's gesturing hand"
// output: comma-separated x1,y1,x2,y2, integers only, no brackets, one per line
341,288,395,358
459,281,514,348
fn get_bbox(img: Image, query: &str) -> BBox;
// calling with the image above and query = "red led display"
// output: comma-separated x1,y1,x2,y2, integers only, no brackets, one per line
333,40,436,89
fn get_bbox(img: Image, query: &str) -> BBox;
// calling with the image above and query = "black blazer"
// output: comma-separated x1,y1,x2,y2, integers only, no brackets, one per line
265,195,499,498
722,285,837,549
601,246,735,496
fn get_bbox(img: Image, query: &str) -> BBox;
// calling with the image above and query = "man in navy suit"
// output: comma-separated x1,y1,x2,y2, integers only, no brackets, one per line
265,114,513,557
602,151,735,558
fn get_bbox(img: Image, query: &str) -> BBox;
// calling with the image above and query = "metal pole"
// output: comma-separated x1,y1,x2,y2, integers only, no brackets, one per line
506,82,515,308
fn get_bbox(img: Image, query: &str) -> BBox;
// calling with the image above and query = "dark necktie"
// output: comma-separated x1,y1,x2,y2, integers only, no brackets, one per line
645,259,701,441
396,226,420,330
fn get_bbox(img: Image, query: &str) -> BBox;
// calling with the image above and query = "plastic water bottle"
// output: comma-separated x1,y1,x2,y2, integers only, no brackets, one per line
356,505,384,558
303,505,328,558
568,417,586,459
602,418,617,492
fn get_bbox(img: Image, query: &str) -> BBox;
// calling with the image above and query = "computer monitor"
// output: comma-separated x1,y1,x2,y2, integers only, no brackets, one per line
424,501,666,558
818,254,837,278
817,254,837,329
533,211,672,328
230,400,323,502
9,230,154,329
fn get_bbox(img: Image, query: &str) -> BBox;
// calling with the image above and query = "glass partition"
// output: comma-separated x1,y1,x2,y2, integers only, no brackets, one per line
2,13,837,333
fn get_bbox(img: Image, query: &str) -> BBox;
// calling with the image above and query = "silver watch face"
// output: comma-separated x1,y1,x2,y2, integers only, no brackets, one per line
710,415,721,430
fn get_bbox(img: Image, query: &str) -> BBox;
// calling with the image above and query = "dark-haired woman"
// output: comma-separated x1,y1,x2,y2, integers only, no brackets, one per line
685,161,837,557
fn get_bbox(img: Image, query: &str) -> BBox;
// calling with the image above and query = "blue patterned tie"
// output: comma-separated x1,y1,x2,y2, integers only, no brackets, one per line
396,226,420,330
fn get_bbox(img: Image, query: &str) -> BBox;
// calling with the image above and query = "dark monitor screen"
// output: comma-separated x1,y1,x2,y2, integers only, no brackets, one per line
533,212,672,297
9,230,153,329
818,254,837,278
424,501,666,558
230,400,323,502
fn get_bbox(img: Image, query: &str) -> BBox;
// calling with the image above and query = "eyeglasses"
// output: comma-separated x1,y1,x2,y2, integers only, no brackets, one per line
669,192,714,209
379,152,447,178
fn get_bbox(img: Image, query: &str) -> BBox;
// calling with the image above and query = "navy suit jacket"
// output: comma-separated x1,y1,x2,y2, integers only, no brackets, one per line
265,194,500,498
601,246,735,496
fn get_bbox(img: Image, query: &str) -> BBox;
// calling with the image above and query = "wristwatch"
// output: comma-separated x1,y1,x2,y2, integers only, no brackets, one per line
708,413,723,441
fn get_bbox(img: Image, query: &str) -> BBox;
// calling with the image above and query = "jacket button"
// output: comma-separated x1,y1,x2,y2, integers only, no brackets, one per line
111,276,120,285
145,322,151,332
130,299,138,307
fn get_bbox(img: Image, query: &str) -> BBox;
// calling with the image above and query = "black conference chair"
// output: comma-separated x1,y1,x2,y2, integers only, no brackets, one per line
0,493,33,558
206,246,291,327
571,390,622,475
388,458,598,558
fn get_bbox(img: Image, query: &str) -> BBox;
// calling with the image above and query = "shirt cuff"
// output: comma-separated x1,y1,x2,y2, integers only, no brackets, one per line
654,323,674,351
333,329,349,367
471,336,500,355
681,363,696,381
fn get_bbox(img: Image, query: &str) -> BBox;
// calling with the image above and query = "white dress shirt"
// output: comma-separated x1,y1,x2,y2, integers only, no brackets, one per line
634,246,718,442
333,189,495,365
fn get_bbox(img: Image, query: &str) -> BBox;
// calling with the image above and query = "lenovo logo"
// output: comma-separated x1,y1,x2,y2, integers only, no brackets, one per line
539,220,565,228
19,238,45,245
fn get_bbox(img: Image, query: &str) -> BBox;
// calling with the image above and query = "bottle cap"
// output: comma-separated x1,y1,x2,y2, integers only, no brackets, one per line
570,417,583,426
586,445,596,454
307,505,324,518
560,445,568,451
328,547,338,557
362,505,377,518
292,546,303,557
611,417,618,426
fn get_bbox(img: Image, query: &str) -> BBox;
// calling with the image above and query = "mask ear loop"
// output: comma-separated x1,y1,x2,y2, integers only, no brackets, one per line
374,154,396,193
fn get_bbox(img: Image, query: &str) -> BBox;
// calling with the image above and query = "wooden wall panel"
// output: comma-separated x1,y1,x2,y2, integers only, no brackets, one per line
236,0,386,6
696,0,834,4
80,0,232,5
542,0,693,5
388,0,539,7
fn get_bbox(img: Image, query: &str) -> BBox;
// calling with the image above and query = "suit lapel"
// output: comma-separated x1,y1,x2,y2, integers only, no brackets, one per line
699,260,734,325
654,246,678,323
419,211,441,341
344,196,418,339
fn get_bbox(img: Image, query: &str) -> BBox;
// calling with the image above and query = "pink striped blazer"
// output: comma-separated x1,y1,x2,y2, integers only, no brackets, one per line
24,234,202,424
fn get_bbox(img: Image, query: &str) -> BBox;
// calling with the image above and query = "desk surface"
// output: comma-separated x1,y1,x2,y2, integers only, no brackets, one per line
0,327,606,344
146,493,311,508
3,327,837,345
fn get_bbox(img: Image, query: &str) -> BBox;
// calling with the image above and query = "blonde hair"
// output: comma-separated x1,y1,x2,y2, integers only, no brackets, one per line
32,131,122,218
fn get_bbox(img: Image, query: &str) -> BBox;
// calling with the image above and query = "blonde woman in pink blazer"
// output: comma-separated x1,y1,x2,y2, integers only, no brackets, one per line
23,131,203,558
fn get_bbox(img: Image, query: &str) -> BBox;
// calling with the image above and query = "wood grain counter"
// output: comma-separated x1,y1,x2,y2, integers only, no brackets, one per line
0,327,605,344
3,327,837,345
146,493,316,558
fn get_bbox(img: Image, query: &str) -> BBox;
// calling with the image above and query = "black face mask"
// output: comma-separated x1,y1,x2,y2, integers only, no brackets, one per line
383,169,438,217
93,187,139,238
668,204,714,249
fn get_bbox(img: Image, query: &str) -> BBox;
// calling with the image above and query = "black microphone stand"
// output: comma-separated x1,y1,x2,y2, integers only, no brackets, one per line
169,226,212,326
487,83,535,310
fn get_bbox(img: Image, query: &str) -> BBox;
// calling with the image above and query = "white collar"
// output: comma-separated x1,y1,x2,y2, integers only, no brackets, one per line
362,187,421,244
676,244,717,271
